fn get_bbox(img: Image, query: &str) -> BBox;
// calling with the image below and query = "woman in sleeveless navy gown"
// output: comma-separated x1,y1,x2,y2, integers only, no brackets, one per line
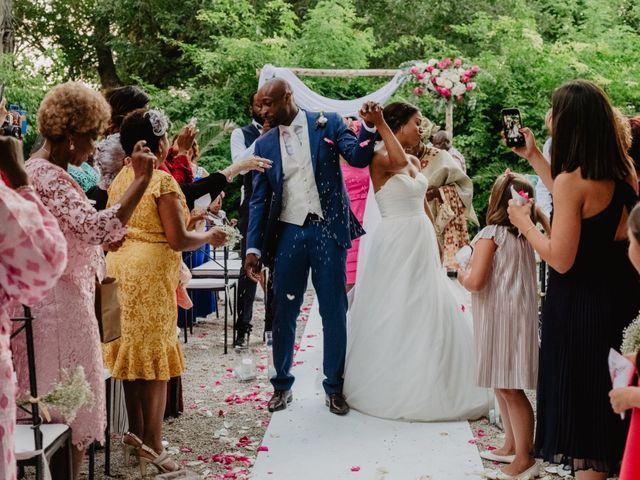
509,80,640,478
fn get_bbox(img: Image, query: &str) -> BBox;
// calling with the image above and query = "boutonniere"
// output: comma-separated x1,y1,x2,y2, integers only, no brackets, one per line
315,111,328,129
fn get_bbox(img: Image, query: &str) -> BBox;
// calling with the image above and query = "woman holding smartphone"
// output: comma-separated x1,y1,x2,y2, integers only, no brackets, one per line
508,80,639,480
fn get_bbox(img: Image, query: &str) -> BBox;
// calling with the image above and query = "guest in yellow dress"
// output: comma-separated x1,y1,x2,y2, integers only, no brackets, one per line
103,108,227,475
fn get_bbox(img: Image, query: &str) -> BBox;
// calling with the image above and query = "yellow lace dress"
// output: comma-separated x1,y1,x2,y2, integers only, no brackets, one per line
103,166,186,380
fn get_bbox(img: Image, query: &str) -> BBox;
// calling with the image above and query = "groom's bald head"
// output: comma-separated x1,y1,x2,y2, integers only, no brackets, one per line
257,78,297,127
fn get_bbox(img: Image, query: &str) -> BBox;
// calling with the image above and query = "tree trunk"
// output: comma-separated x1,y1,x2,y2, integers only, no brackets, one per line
0,0,15,54
92,14,121,89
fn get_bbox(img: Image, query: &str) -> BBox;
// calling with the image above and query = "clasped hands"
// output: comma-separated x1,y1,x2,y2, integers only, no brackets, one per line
359,101,384,129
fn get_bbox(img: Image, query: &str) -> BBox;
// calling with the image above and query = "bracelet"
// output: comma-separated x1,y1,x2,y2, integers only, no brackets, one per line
523,225,536,237
15,185,34,193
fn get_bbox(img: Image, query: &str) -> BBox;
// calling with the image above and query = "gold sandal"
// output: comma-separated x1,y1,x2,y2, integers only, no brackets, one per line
122,431,144,465
138,443,182,476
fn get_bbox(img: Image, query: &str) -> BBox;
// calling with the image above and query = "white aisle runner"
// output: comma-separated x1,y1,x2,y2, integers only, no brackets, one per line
251,299,485,480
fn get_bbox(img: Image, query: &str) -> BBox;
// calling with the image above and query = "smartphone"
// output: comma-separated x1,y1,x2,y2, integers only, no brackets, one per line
501,108,525,148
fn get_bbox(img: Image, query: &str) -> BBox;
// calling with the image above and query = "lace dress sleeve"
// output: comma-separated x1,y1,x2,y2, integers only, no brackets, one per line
27,159,127,245
0,183,68,307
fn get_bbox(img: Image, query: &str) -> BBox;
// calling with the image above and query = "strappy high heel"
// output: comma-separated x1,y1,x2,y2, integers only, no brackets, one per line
121,431,143,465
138,443,182,476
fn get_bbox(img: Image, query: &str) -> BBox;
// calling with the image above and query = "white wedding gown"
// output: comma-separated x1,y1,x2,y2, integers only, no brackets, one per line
344,172,492,421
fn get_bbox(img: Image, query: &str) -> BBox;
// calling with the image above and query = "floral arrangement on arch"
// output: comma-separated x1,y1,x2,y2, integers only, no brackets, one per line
406,58,480,106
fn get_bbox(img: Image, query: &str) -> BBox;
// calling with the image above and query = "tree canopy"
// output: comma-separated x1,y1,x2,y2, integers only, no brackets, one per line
6,0,640,220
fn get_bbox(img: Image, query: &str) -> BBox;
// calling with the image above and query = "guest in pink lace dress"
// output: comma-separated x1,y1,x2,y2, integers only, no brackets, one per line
0,137,67,480
341,118,370,290
11,82,154,479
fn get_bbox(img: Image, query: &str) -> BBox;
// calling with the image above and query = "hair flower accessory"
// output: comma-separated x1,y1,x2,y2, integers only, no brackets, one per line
315,111,328,129
145,109,170,137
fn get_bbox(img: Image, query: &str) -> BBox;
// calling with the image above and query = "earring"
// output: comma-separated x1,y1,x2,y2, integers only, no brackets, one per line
69,143,75,151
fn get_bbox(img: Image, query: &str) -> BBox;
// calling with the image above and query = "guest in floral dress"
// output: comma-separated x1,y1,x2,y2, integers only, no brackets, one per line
11,82,155,480
0,137,67,480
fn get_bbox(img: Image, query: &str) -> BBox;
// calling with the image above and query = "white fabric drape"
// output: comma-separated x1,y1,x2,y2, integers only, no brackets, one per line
258,64,404,117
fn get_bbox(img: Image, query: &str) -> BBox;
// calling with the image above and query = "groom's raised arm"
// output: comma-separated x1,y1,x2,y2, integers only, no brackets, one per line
333,112,377,168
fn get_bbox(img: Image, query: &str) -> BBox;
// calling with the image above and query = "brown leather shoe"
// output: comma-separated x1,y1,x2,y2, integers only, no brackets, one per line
267,390,292,412
325,393,350,415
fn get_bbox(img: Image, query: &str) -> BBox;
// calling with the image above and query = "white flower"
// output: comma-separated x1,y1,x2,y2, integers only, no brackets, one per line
452,84,466,96
444,79,454,89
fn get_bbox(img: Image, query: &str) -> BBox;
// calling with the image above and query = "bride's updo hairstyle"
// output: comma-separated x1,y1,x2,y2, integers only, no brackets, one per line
486,172,536,235
382,102,420,133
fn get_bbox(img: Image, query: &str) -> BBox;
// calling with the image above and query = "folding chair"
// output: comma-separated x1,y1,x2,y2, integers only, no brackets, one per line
12,306,73,480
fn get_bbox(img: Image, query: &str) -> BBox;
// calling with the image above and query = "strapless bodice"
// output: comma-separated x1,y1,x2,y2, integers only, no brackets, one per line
374,173,428,218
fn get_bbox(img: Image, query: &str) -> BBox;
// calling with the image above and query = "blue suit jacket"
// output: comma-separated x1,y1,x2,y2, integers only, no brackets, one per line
247,110,377,267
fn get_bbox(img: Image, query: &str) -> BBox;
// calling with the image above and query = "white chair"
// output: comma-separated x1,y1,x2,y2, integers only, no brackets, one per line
12,306,73,480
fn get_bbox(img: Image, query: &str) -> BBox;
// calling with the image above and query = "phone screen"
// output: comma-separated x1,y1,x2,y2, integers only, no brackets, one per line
502,109,525,147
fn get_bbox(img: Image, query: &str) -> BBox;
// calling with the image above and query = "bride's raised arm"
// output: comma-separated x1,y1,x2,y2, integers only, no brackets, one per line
359,103,409,172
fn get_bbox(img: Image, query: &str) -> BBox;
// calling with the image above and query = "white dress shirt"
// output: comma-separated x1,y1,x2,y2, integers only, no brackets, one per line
277,109,324,226
230,120,262,204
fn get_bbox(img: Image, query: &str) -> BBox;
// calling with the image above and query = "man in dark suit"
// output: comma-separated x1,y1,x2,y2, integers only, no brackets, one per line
244,78,379,415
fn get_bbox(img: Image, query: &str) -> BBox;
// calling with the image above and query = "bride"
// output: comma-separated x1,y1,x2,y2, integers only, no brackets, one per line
344,102,492,421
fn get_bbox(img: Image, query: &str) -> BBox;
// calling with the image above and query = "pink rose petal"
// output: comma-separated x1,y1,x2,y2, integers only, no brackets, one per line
257,446,269,452
351,466,361,472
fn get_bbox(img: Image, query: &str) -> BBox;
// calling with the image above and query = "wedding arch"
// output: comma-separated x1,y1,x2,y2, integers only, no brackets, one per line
257,64,404,118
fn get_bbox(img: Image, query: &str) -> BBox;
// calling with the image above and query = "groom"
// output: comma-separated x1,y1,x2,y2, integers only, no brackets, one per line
245,78,379,415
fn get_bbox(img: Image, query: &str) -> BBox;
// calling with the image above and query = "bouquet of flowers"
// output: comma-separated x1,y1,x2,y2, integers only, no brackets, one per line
406,58,480,106
218,224,243,249
621,311,640,355
18,366,94,423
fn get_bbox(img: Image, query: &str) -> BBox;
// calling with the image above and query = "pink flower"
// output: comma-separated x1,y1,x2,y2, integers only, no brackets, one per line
431,77,438,85
409,66,418,75
517,190,530,200
466,82,476,91
444,57,452,65
461,303,466,312
416,73,424,80
359,139,371,147
237,436,252,447
462,75,470,83
413,86,424,95
454,58,462,66
426,65,434,73
351,466,361,472
323,138,335,145
440,88,451,98
472,65,480,72
465,69,473,77
438,60,447,69
257,446,269,452
456,95,464,103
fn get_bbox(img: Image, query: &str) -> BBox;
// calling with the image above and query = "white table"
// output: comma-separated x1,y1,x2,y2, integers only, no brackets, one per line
191,259,243,279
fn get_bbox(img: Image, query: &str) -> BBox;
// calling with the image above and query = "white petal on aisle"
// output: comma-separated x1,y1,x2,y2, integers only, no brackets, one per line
251,298,485,480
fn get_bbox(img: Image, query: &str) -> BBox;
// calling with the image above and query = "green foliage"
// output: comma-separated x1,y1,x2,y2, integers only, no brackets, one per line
10,0,640,221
